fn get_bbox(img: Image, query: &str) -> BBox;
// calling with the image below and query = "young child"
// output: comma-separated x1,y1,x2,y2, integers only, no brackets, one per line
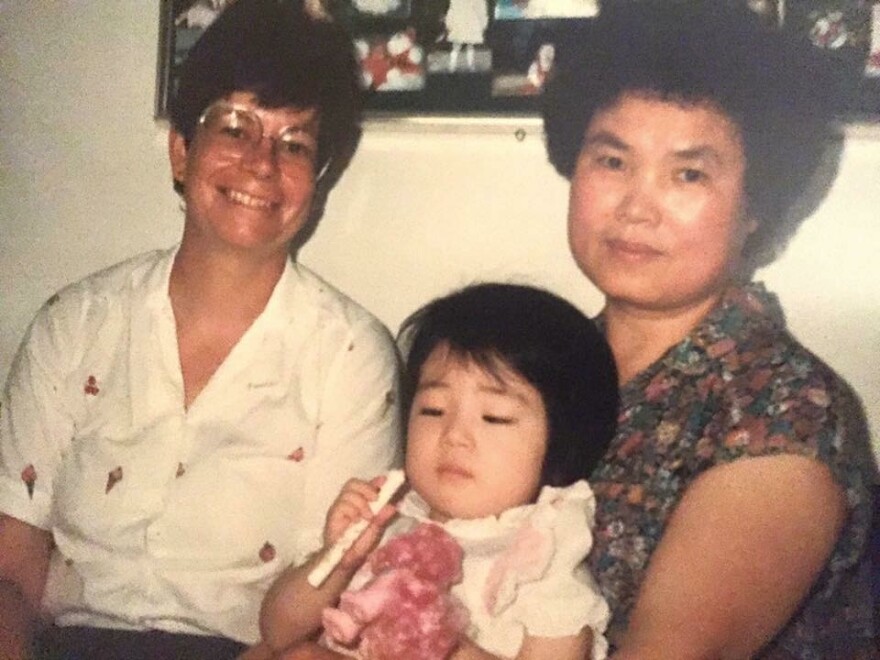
259,283,619,659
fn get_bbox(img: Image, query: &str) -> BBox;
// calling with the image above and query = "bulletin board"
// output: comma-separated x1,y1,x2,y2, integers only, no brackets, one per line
156,0,880,121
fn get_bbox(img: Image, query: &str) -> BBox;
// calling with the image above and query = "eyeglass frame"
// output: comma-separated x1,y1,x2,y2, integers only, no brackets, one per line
196,101,332,181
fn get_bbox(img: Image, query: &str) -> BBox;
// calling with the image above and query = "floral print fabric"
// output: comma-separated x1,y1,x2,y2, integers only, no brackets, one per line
588,282,876,658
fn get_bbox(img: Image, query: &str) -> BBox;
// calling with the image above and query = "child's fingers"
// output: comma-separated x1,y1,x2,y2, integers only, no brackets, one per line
340,504,397,568
325,504,367,546
324,476,388,545
341,478,385,516
371,503,397,528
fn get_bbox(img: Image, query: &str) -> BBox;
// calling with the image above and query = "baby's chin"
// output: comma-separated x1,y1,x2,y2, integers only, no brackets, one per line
426,500,510,523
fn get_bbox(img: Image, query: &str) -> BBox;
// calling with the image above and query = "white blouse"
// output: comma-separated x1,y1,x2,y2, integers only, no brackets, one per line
0,246,402,643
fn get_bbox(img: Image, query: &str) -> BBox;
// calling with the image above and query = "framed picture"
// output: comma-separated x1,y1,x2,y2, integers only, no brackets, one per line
155,0,880,121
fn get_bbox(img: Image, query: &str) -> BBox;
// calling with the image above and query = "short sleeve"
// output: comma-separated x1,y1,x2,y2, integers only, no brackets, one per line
699,343,876,653
709,354,875,588
509,483,610,658
0,302,76,528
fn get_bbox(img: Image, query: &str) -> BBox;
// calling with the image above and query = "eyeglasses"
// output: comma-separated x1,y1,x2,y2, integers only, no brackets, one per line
197,102,319,170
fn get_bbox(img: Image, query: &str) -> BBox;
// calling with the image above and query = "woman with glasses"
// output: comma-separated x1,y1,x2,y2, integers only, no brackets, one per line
0,1,401,658
541,2,876,658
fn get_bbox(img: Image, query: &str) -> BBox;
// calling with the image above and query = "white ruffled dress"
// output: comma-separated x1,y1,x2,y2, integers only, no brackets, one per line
387,480,609,659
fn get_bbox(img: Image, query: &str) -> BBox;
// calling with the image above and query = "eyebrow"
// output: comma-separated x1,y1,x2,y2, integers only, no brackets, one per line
279,125,317,138
584,130,725,166
415,379,530,404
583,131,629,151
671,146,724,166
274,118,319,137
230,104,319,134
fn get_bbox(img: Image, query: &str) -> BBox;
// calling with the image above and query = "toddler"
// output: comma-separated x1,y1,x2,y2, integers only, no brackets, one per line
260,283,619,659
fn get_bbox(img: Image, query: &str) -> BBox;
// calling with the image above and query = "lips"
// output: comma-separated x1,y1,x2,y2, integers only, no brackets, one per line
437,463,473,479
606,237,663,258
222,187,276,210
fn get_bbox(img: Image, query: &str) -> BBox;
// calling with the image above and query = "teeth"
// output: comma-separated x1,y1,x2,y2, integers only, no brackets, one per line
225,188,274,209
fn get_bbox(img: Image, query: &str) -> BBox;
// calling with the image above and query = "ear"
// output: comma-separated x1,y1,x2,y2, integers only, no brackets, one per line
168,129,189,187
737,201,758,236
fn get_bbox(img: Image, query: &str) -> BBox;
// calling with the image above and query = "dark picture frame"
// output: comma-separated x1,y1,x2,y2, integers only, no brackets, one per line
156,0,880,122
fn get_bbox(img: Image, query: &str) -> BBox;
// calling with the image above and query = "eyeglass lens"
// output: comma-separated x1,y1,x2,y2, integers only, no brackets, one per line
199,105,316,165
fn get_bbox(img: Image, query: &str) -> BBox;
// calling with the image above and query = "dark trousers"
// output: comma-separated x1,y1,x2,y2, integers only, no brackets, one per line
33,625,248,660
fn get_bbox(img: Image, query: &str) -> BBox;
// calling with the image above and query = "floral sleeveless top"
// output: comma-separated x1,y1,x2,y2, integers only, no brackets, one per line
588,282,876,658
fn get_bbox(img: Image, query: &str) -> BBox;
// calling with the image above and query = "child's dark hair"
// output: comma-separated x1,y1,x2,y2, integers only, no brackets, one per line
399,283,619,487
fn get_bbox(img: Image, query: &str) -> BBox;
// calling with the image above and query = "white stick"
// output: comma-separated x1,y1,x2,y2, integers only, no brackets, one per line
307,469,406,588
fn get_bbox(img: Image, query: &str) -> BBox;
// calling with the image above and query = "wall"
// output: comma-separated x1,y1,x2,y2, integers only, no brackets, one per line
1,3,878,462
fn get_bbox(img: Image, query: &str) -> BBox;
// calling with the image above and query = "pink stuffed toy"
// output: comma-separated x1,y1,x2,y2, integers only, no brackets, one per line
322,522,469,660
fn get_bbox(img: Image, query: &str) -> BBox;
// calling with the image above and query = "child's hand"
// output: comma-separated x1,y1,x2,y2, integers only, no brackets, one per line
323,476,397,570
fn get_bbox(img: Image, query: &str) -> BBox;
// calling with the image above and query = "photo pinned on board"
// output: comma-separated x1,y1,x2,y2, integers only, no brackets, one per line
349,0,412,19
174,0,236,29
494,0,597,21
867,3,880,77
427,0,492,74
785,0,872,51
746,0,782,28
426,45,493,75
491,39,554,96
355,30,426,91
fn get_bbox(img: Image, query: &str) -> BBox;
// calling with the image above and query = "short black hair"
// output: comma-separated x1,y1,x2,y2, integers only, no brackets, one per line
543,0,859,271
399,283,619,488
169,0,362,197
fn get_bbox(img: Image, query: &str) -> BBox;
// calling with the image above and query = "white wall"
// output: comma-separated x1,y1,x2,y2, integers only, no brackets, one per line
1,4,878,463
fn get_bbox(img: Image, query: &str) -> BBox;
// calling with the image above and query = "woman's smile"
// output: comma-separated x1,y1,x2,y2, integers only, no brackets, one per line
221,186,278,211
568,92,753,316
169,92,320,256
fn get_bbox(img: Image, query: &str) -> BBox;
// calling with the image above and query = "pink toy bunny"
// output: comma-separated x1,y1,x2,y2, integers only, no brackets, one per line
322,522,469,660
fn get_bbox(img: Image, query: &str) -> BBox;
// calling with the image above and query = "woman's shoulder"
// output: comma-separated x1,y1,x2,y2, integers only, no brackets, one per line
722,314,865,434
700,283,864,429
697,298,876,524
21,248,173,356
284,262,394,344
38,247,169,311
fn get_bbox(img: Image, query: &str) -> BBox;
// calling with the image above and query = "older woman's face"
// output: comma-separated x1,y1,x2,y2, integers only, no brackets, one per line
169,92,320,257
568,92,756,315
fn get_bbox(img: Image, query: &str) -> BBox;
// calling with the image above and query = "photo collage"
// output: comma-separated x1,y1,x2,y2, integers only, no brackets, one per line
163,0,880,117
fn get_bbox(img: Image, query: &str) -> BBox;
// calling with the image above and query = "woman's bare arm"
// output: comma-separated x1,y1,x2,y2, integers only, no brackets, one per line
0,514,53,659
613,454,846,660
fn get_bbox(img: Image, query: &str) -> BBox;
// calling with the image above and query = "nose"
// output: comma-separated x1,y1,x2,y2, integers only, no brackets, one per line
616,171,661,225
439,412,472,449
240,136,279,178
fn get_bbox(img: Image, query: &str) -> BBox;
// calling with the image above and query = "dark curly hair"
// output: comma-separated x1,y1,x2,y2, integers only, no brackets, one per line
169,0,362,200
543,0,859,271
399,283,619,488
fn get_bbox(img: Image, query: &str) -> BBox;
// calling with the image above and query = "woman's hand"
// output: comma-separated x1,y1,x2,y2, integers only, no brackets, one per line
323,476,398,572
615,454,845,659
